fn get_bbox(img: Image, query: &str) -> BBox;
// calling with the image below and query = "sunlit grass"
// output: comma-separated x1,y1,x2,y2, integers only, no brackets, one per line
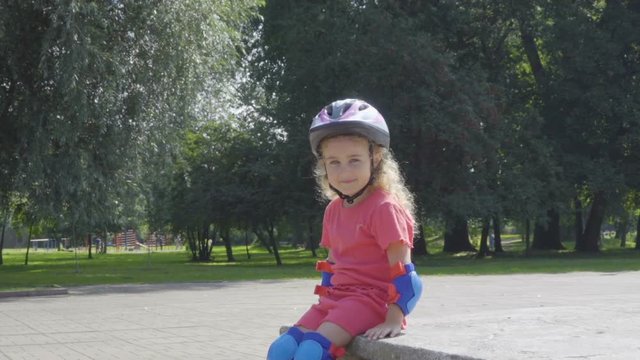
0,246,323,291
1,238,639,292
418,232,640,275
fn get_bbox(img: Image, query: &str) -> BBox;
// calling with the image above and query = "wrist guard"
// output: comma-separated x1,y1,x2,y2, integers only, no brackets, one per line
388,262,423,316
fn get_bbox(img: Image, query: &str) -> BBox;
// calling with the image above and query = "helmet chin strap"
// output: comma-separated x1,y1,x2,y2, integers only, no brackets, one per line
329,176,373,204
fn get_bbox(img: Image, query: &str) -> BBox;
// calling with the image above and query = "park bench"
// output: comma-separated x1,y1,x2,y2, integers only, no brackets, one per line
29,238,56,250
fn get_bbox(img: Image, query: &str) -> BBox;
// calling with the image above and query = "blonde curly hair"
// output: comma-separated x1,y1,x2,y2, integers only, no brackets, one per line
314,135,417,221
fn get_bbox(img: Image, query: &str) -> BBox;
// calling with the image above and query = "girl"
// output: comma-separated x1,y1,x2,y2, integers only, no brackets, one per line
267,99,423,360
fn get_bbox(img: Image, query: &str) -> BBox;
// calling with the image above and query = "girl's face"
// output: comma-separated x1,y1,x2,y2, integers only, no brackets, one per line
321,136,374,198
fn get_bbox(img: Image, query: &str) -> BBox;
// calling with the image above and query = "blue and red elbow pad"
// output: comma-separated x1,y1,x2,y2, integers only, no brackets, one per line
314,260,334,296
388,262,423,315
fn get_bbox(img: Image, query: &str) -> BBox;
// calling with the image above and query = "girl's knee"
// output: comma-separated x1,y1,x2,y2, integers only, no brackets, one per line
293,332,346,360
267,327,304,360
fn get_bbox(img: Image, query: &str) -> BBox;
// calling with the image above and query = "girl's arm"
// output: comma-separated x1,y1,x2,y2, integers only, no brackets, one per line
364,242,412,340
327,250,335,263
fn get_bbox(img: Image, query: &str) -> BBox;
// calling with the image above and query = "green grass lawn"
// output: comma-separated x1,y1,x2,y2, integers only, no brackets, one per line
1,238,639,292
418,233,640,274
0,246,322,291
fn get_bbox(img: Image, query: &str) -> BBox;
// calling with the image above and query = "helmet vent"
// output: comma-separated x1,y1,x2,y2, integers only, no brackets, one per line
358,104,369,111
325,105,333,116
341,102,354,115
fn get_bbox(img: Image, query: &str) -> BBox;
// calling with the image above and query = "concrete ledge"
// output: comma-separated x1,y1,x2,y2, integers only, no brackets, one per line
280,326,482,360
0,287,68,299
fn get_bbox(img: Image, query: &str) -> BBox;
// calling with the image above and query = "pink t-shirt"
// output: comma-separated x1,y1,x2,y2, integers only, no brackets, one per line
320,188,414,293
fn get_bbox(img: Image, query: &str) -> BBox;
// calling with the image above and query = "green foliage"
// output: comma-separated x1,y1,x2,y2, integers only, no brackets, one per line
2,0,640,262
255,1,501,223
249,0,640,253
0,1,261,261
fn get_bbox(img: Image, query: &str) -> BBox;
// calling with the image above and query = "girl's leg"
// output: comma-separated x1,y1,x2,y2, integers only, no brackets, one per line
293,322,351,360
316,322,352,347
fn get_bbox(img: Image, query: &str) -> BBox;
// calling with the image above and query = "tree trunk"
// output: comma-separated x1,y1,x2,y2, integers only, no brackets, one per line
615,214,629,248
102,229,108,254
443,216,476,253
0,208,7,265
187,230,197,260
476,217,490,258
197,228,205,261
200,225,214,261
412,224,428,256
522,219,532,256
253,224,272,253
492,216,504,253
574,197,585,250
635,215,640,250
518,19,546,87
73,224,79,273
244,230,251,259
189,226,214,261
267,220,282,266
87,233,93,259
222,226,235,262
532,209,565,250
307,219,317,258
24,223,34,265
580,191,606,252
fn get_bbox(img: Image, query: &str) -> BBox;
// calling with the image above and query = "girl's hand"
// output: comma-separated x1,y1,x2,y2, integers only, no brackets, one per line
365,303,404,340
364,321,402,340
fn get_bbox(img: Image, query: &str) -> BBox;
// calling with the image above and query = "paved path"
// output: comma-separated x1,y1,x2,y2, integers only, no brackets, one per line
1,271,639,359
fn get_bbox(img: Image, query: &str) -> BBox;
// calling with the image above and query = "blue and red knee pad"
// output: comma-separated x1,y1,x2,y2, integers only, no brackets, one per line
267,328,345,360
388,262,423,315
267,327,304,360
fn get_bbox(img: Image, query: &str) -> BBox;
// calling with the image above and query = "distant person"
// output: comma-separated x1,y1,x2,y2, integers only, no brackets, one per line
267,99,423,360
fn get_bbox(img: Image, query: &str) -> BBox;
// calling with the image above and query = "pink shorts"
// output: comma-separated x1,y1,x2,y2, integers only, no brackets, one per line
296,286,388,337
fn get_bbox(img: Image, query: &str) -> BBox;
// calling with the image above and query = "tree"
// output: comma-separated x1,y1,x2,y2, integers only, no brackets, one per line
255,0,504,254
0,1,261,263
636,213,640,251
512,1,640,252
170,118,280,262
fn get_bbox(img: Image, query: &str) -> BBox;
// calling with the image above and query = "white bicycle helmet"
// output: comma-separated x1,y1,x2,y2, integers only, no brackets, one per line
309,99,389,156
